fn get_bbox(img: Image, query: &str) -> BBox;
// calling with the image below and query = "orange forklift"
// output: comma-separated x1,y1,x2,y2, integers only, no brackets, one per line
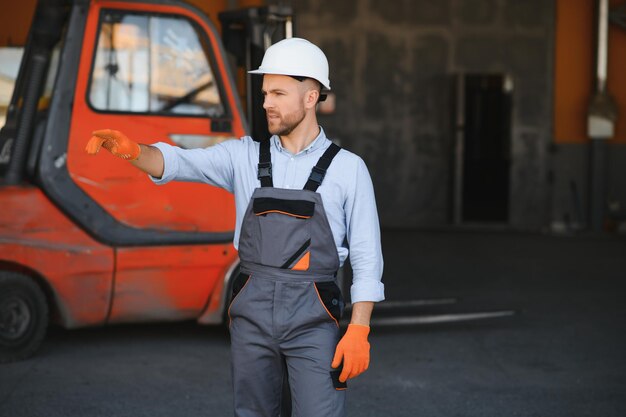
0,0,293,362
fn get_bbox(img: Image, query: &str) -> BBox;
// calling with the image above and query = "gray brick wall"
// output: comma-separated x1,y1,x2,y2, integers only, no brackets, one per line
269,0,556,229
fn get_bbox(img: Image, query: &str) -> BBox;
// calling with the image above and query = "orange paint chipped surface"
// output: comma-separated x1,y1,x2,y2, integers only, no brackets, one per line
0,186,114,328
110,244,237,323
0,186,239,327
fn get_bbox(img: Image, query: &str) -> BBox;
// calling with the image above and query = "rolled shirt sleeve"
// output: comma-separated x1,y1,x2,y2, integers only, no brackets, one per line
344,157,385,303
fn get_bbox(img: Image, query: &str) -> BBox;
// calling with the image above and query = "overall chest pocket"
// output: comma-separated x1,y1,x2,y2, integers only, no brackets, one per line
253,197,315,269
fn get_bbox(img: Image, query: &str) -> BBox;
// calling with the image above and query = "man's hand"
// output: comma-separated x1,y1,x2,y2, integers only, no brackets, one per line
86,129,165,178
86,129,141,161
331,324,370,382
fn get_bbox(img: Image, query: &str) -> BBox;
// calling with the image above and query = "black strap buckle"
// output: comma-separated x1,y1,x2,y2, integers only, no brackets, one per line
309,166,326,184
257,162,272,179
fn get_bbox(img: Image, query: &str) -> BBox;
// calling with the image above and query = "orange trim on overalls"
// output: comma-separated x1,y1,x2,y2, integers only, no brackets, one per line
291,251,310,271
255,210,312,219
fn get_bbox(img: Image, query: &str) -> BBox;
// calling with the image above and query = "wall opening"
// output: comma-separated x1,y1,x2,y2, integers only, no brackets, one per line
452,73,513,224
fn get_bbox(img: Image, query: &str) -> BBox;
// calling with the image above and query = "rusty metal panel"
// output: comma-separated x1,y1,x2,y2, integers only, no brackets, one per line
109,244,237,323
0,186,114,328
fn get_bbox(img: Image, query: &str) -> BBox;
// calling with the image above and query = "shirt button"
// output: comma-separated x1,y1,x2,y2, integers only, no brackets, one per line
290,157,294,161
285,185,290,189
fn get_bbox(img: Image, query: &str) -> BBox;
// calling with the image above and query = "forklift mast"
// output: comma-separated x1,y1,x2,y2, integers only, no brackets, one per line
0,0,71,184
219,5,293,142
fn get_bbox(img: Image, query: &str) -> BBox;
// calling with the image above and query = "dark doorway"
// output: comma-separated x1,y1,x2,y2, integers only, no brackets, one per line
456,74,512,223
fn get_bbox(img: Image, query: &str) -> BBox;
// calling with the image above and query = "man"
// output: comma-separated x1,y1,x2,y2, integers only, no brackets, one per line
86,37,384,417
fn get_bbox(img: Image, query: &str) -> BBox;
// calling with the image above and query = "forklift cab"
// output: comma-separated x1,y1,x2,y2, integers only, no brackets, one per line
0,0,292,363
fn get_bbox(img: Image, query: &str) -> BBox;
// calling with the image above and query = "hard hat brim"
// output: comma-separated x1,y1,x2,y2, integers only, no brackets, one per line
248,68,331,91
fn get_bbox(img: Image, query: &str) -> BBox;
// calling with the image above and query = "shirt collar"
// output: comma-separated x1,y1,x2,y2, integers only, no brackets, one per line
271,126,328,156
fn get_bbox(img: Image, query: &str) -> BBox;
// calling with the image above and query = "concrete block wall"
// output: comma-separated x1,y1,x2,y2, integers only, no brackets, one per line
270,0,556,230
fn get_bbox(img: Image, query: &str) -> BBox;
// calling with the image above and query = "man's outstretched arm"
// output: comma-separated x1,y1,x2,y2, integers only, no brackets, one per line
85,128,239,190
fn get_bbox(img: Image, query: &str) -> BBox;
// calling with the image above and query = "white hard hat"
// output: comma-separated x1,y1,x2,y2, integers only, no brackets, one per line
249,38,331,90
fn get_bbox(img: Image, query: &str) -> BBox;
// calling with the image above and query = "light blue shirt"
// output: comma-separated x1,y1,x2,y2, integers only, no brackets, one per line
150,128,384,303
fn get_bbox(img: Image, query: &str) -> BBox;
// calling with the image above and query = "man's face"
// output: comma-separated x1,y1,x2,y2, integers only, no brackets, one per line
261,74,307,136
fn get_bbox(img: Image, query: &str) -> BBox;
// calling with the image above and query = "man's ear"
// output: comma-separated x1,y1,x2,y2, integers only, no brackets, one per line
305,88,320,109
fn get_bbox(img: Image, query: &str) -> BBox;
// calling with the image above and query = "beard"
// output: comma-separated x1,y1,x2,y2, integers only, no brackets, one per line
267,107,306,136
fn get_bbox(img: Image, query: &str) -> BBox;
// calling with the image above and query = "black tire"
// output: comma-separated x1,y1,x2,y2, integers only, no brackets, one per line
0,271,49,363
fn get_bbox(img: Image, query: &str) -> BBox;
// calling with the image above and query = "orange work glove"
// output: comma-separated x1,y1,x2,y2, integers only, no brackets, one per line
331,324,370,382
85,129,141,161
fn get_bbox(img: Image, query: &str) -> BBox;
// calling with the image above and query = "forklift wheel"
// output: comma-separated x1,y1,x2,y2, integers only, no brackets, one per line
0,272,49,363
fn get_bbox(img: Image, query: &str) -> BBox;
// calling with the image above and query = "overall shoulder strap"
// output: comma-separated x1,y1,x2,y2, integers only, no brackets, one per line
303,143,341,192
257,139,273,187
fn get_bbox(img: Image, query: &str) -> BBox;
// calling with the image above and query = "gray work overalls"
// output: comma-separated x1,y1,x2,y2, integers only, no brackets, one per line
229,139,346,417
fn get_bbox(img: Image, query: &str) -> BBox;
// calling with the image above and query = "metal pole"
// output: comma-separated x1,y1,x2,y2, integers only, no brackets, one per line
597,0,609,93
588,0,618,232
285,17,293,38
453,73,465,224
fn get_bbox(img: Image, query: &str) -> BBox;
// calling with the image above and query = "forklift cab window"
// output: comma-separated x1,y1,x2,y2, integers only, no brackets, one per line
89,11,225,117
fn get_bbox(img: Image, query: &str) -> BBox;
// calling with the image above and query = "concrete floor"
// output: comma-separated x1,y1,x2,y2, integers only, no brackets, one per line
0,229,625,416
364,229,626,417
